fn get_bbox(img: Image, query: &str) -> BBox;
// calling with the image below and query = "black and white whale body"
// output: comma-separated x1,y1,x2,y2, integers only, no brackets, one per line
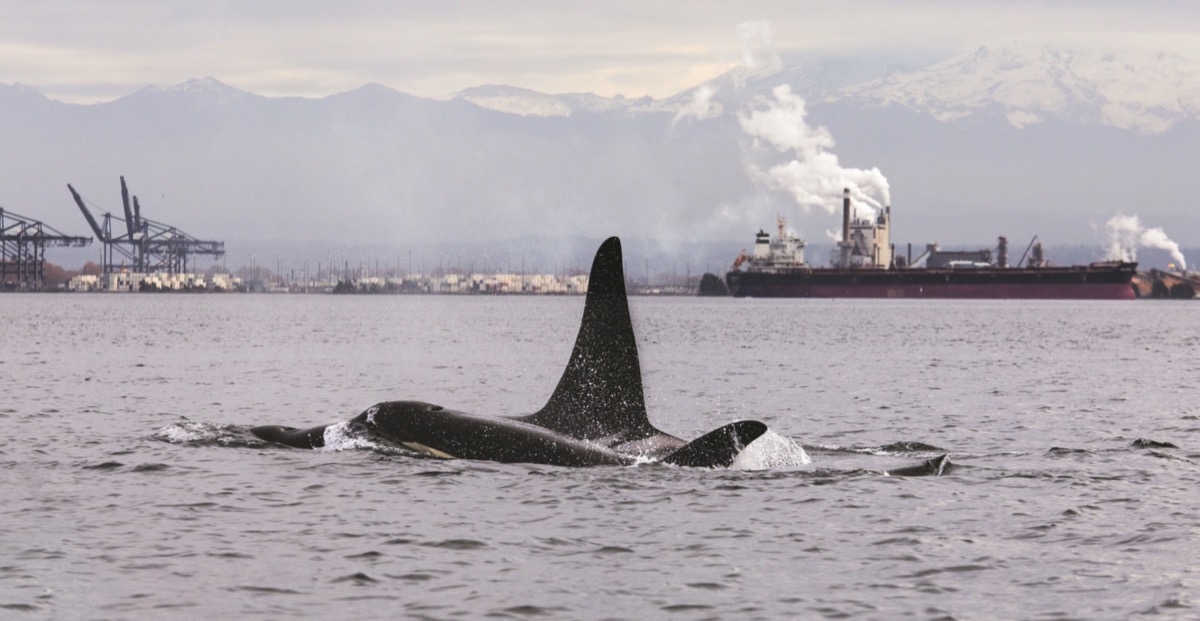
251,237,767,468
886,453,954,477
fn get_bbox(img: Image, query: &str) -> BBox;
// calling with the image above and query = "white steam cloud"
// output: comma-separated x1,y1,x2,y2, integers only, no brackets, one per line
674,20,780,126
677,20,887,238
672,84,721,126
1106,214,1187,269
734,21,783,78
738,84,890,218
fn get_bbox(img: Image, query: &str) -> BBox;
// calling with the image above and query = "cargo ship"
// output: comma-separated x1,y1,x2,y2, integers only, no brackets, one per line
725,189,1137,300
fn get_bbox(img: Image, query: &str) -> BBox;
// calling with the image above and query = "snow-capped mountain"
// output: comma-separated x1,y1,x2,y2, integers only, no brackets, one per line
0,81,57,112
126,76,256,105
453,84,665,117
0,42,1196,270
455,44,1200,134
0,82,49,101
834,46,1200,134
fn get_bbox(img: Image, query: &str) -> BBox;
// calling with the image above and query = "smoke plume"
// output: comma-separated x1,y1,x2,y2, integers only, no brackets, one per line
1105,214,1187,269
734,21,782,78
672,84,721,126
738,84,890,218
674,20,779,126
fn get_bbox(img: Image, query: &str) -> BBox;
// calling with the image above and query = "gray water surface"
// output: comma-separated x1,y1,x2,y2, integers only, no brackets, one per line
2,294,1197,619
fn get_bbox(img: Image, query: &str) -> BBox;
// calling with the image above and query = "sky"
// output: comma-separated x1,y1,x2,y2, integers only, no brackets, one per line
3,1,1199,104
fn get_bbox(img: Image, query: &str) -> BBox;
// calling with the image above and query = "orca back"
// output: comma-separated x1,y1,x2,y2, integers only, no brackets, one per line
888,454,954,477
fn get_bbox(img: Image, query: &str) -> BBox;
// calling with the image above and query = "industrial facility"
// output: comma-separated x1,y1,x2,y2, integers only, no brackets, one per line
67,177,225,279
0,208,91,290
726,188,1141,299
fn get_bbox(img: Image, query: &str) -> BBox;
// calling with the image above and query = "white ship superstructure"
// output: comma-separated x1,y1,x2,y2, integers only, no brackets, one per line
733,215,807,273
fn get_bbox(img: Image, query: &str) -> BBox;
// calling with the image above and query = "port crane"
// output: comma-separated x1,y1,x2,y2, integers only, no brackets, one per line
68,177,224,276
0,208,92,289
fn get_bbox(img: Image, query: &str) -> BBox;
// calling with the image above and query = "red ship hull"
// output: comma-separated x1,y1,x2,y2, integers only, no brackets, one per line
726,263,1138,300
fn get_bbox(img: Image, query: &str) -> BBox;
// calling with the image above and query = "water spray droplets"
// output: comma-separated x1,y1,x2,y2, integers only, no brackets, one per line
730,431,811,471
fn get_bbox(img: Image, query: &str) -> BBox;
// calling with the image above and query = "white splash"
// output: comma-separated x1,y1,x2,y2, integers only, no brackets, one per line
1105,213,1187,270
154,422,213,443
152,421,253,447
320,420,375,451
730,430,811,471
739,84,890,218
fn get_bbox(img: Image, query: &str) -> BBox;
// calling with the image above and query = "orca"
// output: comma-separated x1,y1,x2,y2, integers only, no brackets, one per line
252,237,767,468
886,454,954,477
1130,438,1177,449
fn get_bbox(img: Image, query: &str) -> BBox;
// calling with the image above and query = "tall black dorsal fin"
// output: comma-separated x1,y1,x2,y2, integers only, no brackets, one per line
515,237,659,442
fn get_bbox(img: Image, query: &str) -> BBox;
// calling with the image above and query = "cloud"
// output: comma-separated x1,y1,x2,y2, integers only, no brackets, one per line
4,2,1200,104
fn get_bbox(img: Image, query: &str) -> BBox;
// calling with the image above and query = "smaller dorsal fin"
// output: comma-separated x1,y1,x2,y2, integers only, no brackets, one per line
661,421,768,468
514,237,659,442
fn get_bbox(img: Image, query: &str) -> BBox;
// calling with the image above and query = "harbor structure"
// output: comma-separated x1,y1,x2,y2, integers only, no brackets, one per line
68,176,225,278
0,207,92,290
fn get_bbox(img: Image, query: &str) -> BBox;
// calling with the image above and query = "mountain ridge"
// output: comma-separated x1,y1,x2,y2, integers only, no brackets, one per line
834,46,1200,134
1,43,1195,267
11,43,1199,132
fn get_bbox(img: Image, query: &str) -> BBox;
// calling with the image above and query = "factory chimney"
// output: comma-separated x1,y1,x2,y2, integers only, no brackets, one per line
842,188,851,243
835,188,853,268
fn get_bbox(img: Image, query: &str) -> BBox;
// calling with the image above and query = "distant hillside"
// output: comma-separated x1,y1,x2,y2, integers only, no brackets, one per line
2,44,1196,273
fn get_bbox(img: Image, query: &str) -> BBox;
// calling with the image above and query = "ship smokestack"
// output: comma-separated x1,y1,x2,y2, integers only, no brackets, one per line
842,188,850,243
998,236,1008,268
